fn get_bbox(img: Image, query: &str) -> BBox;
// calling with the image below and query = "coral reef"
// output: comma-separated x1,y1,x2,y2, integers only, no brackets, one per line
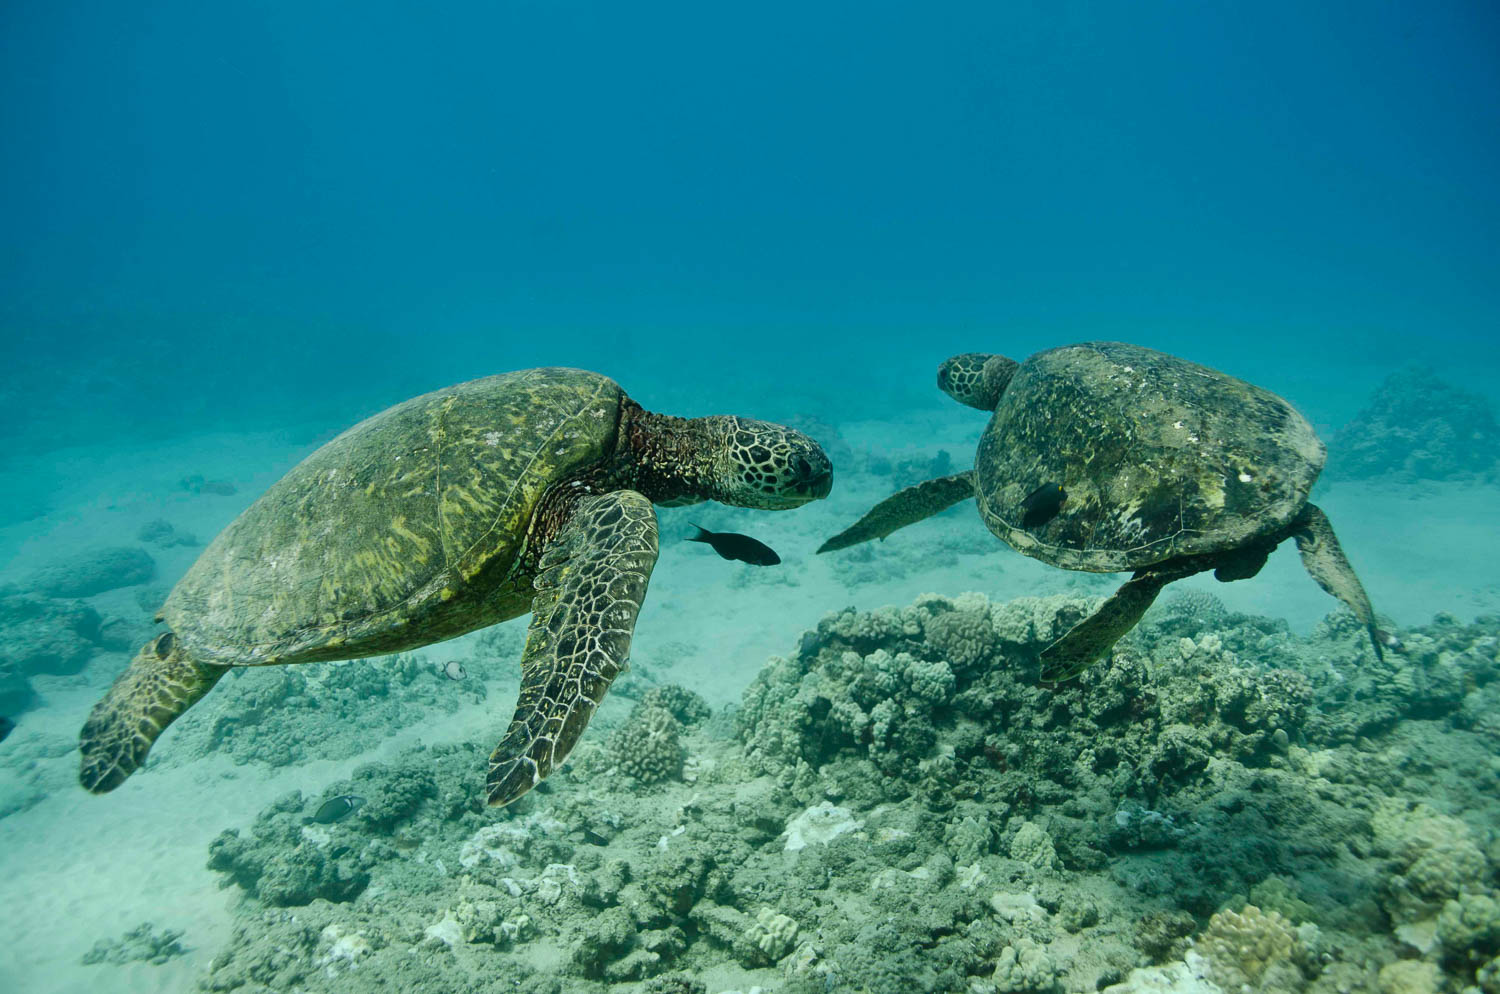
165,650,489,769
81,921,188,966
1192,904,1308,990
0,593,103,696
0,590,145,716
1372,799,1489,926
637,684,712,726
1329,367,1500,482
609,703,687,785
185,592,1500,994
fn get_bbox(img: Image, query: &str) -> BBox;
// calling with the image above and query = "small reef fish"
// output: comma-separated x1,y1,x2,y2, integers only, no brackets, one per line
442,660,467,681
312,794,366,824
688,523,781,566
0,716,12,744
1020,482,1067,529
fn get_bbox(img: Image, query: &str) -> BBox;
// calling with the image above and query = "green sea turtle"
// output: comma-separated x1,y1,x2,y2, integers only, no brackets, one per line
79,368,832,805
819,342,1394,681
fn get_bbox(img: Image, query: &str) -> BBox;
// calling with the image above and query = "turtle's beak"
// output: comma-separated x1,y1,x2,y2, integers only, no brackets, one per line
792,453,833,501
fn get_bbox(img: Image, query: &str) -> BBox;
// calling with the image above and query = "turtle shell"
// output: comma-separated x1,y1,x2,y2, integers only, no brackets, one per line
164,368,624,665
974,342,1324,572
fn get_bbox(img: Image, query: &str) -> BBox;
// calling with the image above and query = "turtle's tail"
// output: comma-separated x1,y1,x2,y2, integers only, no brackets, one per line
78,632,229,794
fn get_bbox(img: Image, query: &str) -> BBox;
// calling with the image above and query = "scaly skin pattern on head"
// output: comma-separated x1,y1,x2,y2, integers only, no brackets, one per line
78,633,229,793
522,398,834,576
937,353,1019,411
616,402,833,509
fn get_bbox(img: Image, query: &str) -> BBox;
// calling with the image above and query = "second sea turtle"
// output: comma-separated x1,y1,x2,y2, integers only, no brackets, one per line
819,342,1394,680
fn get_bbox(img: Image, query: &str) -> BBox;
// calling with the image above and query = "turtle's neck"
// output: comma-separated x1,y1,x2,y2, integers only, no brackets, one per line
615,401,712,504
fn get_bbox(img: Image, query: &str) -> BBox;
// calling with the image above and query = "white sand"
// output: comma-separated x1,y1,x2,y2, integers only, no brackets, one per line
1,413,1495,993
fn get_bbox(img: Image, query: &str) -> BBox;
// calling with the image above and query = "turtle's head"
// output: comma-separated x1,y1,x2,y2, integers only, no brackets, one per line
937,353,1019,411
699,417,833,509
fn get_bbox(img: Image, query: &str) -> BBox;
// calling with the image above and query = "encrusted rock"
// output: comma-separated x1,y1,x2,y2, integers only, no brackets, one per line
783,802,862,852
81,921,187,966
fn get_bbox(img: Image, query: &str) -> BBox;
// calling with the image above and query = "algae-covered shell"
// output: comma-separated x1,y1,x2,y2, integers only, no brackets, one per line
163,368,624,665
974,342,1324,572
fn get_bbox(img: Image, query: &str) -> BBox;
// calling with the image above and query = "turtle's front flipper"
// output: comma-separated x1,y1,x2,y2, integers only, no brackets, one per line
79,633,229,793
1291,503,1393,660
817,471,976,554
487,490,659,807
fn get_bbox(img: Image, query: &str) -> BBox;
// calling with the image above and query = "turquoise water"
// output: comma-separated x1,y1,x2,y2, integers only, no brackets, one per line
2,3,1498,992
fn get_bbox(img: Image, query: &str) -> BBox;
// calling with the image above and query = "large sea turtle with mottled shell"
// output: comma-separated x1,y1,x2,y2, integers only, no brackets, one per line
819,342,1395,681
79,367,832,805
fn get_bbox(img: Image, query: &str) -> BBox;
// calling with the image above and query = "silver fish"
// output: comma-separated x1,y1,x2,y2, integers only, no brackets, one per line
443,661,468,681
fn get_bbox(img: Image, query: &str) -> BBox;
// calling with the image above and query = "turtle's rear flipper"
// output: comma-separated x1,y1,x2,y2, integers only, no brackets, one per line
1039,571,1176,682
487,490,659,807
817,471,976,554
79,633,228,793
1292,503,1392,660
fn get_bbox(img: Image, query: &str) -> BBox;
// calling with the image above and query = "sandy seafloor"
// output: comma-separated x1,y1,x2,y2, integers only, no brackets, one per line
0,398,1497,994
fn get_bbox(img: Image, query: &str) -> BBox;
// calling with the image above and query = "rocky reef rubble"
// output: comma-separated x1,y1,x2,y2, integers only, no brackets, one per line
1330,367,1500,482
82,921,189,966
166,649,490,770
179,591,1497,993
0,545,161,715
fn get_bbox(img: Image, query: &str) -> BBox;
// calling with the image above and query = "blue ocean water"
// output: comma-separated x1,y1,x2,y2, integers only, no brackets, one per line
2,3,1498,992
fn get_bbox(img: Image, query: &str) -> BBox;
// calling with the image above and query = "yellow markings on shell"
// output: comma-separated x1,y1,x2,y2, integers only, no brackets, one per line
1201,476,1226,510
387,515,432,552
447,486,489,515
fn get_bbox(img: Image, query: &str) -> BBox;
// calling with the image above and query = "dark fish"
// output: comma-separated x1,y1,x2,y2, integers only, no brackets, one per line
688,523,781,566
312,794,366,824
442,660,467,681
1020,482,1067,529
0,716,13,744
